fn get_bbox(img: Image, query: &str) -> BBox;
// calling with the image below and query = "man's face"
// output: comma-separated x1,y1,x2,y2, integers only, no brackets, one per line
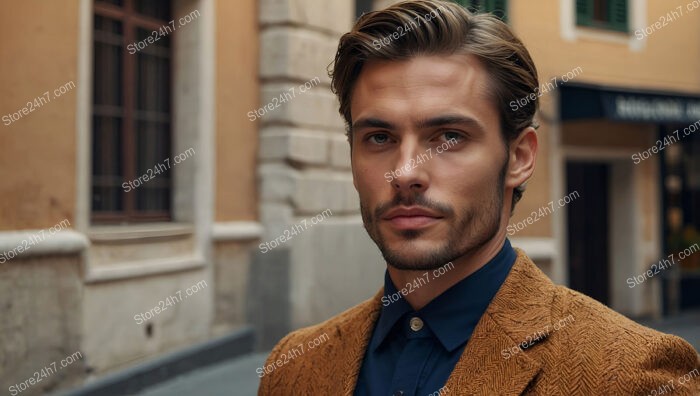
350,54,508,271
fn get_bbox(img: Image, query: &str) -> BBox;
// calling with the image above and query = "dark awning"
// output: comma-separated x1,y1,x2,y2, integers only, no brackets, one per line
560,82,700,124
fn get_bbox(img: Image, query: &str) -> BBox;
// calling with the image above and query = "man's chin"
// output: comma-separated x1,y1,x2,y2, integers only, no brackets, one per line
379,242,455,271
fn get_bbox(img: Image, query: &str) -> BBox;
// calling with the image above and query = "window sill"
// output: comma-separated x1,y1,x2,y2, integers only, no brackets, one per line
84,255,206,284
88,222,194,243
573,26,630,44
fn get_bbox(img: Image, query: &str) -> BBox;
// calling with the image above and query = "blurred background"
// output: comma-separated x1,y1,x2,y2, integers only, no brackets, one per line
0,0,699,395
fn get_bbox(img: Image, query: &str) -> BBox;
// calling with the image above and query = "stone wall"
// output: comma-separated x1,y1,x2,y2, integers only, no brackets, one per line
254,0,385,348
0,256,84,396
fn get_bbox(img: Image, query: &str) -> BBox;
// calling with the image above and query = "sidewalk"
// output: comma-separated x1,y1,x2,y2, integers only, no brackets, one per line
637,310,700,351
136,353,268,396
132,312,700,396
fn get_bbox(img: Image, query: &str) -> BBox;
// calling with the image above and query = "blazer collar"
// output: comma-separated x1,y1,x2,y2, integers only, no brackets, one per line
443,248,555,394
339,249,554,395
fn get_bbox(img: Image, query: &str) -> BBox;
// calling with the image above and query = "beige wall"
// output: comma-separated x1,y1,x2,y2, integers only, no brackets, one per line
0,1,79,231
215,0,259,222
508,0,700,240
511,0,700,93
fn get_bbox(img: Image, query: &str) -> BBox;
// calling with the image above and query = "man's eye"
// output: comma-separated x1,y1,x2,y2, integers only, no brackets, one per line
442,131,463,143
368,134,391,145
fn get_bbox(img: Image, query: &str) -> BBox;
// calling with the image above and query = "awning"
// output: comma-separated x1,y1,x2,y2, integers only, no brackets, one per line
560,82,700,123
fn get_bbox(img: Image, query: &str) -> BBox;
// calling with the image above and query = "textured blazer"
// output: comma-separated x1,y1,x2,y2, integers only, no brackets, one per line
259,249,700,395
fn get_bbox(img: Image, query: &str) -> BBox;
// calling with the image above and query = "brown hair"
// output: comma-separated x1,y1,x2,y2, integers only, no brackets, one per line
329,0,539,209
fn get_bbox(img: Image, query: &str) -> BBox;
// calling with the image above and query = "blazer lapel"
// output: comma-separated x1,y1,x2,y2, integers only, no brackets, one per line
443,249,555,395
338,289,384,395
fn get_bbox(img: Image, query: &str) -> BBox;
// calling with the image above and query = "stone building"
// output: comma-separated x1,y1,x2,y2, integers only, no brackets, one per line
0,0,698,394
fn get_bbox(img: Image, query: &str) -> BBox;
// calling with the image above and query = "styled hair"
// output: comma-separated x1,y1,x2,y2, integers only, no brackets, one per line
329,0,539,210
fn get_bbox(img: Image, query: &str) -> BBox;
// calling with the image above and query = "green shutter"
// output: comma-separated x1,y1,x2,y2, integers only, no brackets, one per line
452,0,507,21
488,0,508,21
453,0,480,13
577,0,628,32
576,0,593,27
608,0,628,32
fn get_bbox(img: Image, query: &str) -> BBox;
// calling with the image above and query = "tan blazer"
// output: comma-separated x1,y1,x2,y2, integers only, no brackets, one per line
259,249,700,395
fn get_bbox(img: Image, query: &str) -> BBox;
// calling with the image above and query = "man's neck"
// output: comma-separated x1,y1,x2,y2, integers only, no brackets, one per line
386,234,507,311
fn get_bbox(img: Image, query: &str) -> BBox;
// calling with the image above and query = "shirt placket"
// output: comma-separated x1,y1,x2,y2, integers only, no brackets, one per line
387,316,434,396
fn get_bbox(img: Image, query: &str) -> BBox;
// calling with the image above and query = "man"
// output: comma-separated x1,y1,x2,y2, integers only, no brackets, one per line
258,1,700,394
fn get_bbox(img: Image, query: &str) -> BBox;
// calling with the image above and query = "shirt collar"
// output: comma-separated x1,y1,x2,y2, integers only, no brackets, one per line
371,238,516,352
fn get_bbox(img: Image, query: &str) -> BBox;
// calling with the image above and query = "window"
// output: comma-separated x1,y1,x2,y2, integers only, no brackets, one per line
576,0,628,32
355,0,373,20
454,0,508,21
92,0,173,223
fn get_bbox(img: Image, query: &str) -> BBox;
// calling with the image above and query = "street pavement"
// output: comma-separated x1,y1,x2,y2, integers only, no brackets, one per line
135,353,268,396
638,309,700,352
134,313,700,396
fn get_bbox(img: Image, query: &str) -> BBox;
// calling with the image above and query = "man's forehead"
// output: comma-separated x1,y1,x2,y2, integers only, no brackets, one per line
350,54,495,118
358,53,486,82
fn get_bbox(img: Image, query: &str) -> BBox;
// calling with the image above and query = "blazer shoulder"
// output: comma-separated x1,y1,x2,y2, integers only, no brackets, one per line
554,284,682,341
550,285,699,394
258,291,381,395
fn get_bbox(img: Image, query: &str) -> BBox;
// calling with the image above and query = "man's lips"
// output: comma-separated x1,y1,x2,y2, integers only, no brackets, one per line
382,206,443,230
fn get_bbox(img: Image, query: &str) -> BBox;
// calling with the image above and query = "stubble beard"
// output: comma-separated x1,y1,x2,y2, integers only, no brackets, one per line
360,161,506,271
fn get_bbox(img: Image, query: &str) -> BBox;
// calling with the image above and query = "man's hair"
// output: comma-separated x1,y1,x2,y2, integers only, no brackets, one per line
329,0,539,210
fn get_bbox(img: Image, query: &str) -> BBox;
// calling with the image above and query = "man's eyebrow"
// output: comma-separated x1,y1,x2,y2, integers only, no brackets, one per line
351,117,396,132
416,114,485,132
351,114,486,133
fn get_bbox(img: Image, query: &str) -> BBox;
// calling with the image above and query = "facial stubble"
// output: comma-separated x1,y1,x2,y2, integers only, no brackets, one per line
360,159,507,271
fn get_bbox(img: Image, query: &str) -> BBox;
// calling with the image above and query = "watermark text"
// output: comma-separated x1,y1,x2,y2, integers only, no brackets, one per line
0,219,71,264
9,351,83,395
507,191,579,236
127,10,200,54
627,244,699,288
382,261,455,307
256,332,330,378
248,77,321,121
3,81,76,126
134,280,208,324
385,138,458,182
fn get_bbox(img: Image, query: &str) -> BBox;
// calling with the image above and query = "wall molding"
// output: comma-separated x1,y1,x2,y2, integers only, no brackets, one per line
211,221,263,241
510,237,557,260
0,230,89,258
84,255,206,284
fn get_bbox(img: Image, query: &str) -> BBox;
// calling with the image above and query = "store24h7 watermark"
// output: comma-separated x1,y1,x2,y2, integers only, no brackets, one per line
3,80,75,126
259,209,332,253
507,191,580,236
631,118,699,164
127,9,200,54
122,147,195,192
0,219,71,264
382,261,455,307
247,77,321,121
627,244,699,288
134,280,208,324
9,351,83,396
256,332,330,378
384,137,457,183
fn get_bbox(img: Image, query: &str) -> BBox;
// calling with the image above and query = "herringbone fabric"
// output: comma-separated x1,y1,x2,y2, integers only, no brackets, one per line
258,249,700,395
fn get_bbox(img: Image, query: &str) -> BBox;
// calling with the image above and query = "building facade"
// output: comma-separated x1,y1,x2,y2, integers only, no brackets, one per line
0,0,698,394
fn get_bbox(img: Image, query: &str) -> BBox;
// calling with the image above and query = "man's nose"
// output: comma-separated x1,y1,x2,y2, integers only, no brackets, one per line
390,141,429,196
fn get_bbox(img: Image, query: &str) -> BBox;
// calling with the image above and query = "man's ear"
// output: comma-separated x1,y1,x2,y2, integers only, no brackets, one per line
506,127,538,190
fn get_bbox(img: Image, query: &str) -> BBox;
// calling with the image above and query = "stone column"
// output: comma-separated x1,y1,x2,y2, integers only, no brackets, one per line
252,0,384,349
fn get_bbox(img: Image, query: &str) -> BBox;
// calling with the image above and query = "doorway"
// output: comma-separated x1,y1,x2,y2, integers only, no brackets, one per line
566,161,611,305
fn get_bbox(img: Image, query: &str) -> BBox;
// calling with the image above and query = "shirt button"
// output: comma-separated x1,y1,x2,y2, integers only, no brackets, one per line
393,392,404,396
409,317,423,331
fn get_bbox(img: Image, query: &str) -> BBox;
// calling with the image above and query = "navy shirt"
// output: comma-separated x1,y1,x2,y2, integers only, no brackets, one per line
354,239,516,396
